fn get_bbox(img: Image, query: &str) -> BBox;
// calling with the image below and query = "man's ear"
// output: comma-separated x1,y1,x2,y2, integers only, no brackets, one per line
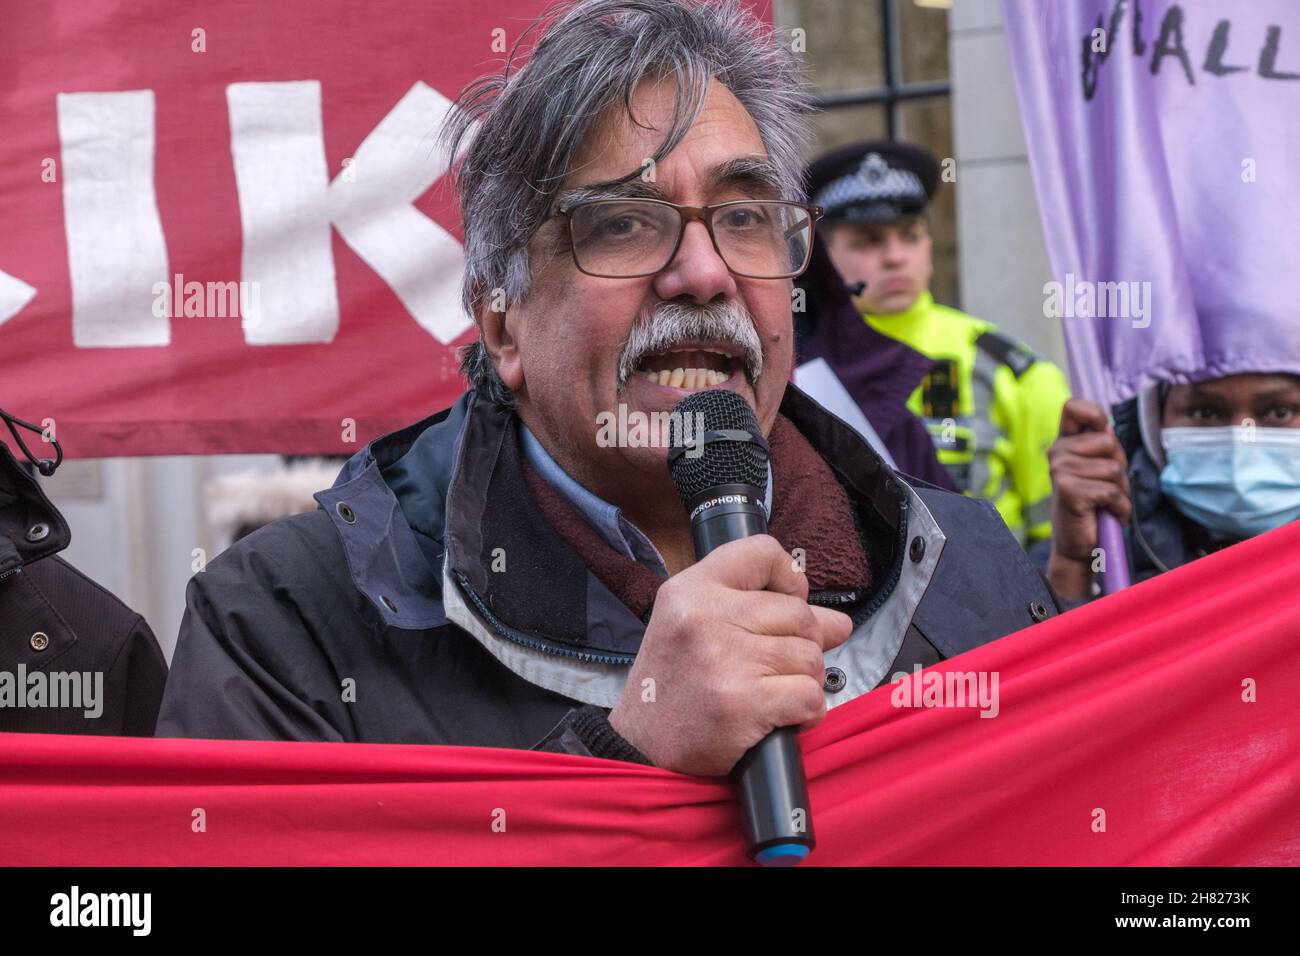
477,297,524,391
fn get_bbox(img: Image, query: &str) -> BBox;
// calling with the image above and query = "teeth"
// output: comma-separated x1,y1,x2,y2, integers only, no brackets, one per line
642,367,730,388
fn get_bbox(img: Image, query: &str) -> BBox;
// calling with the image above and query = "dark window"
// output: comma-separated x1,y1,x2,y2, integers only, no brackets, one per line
776,0,957,307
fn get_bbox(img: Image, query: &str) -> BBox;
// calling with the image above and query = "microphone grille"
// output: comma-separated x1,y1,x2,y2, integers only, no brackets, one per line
667,390,769,504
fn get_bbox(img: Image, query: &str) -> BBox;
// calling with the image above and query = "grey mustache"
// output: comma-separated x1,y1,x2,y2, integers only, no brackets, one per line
617,300,764,391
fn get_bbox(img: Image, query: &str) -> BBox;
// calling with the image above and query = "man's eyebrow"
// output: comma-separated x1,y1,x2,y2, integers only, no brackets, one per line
706,156,784,199
553,156,784,211
555,178,666,210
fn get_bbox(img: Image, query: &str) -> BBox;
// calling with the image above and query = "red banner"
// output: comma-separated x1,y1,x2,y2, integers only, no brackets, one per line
2,521,1297,866
0,0,771,459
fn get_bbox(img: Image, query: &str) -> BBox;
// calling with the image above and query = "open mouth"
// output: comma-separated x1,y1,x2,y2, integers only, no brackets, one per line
633,345,741,390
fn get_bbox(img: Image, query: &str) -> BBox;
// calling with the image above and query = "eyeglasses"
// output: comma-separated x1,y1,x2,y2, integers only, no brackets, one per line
554,198,823,279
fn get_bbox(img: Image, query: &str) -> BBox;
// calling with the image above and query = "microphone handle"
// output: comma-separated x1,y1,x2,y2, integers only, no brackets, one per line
688,484,816,864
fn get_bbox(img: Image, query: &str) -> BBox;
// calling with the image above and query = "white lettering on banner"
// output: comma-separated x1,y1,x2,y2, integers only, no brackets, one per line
0,270,36,331
325,81,472,345
12,82,476,347
227,80,473,345
56,90,171,347
226,81,339,344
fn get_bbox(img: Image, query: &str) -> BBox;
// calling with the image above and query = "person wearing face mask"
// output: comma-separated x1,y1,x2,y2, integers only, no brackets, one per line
1044,372,1300,601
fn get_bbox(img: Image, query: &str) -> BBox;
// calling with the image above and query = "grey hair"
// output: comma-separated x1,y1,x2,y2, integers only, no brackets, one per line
437,0,816,405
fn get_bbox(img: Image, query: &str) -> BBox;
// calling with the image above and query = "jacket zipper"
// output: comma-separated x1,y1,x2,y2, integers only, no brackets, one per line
457,501,911,662
809,589,859,606
455,572,636,666
851,496,910,623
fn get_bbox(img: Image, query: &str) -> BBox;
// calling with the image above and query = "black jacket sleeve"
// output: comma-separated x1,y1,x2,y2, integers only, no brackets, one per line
155,538,348,743
532,704,654,765
101,614,168,737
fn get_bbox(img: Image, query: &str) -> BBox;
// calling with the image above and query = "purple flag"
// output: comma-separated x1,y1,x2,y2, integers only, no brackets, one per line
1003,0,1300,407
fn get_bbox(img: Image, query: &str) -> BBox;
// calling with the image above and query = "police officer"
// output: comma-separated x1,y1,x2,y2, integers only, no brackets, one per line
806,140,1070,547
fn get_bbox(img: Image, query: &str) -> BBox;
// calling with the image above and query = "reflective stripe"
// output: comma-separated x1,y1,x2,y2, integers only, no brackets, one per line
1023,496,1053,528
965,348,1002,497
923,415,977,457
971,417,1003,451
970,347,999,420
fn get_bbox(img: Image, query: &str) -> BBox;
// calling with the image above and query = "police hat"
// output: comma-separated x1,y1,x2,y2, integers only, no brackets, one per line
805,140,941,224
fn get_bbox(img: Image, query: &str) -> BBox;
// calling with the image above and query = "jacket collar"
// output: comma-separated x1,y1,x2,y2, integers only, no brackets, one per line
864,289,935,325
319,385,914,654
0,444,70,581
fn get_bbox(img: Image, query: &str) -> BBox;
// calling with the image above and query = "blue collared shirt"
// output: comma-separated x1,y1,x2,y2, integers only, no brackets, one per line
519,422,774,578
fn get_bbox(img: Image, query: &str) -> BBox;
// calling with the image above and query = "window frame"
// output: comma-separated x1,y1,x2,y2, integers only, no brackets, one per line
810,0,951,140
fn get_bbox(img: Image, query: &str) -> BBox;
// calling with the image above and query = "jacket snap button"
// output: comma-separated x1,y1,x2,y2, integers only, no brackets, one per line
30,632,49,651
823,666,846,693
380,595,397,613
26,523,49,542
1028,601,1049,623
908,536,925,563
336,502,356,524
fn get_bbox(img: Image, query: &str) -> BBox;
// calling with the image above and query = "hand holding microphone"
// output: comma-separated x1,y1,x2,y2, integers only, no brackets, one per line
607,389,852,862
607,533,851,777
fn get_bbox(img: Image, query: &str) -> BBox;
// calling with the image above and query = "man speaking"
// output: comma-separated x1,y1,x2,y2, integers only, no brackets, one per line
157,0,1060,775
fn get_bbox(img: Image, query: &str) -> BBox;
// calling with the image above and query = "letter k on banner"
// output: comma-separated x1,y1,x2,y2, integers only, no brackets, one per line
0,1,770,457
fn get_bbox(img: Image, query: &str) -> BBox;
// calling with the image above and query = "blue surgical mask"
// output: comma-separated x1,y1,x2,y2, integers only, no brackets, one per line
1159,426,1300,541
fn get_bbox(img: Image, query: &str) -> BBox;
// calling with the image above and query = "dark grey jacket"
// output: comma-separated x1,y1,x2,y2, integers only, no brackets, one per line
156,386,1062,761
1,444,167,735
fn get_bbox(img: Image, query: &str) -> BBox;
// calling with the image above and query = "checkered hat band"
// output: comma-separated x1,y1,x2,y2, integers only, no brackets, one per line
813,167,926,215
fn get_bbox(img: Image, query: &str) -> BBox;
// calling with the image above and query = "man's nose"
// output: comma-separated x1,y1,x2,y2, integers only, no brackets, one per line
651,219,739,304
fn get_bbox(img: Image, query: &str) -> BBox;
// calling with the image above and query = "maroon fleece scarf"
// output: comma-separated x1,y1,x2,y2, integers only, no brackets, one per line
521,414,871,621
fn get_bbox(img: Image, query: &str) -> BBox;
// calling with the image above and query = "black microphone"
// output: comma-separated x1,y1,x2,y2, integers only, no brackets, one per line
667,389,815,866
845,279,866,296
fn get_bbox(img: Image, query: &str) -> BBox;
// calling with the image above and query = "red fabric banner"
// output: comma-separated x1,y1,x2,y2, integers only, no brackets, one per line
2,521,1297,866
0,0,771,459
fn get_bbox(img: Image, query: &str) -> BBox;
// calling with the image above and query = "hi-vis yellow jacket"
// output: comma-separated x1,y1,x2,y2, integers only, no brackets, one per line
865,291,1070,546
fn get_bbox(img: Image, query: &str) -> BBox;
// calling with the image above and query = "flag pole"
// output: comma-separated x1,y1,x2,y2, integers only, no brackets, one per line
1057,307,1132,596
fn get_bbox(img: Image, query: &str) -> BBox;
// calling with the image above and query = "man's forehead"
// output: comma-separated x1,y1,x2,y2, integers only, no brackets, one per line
561,77,768,194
